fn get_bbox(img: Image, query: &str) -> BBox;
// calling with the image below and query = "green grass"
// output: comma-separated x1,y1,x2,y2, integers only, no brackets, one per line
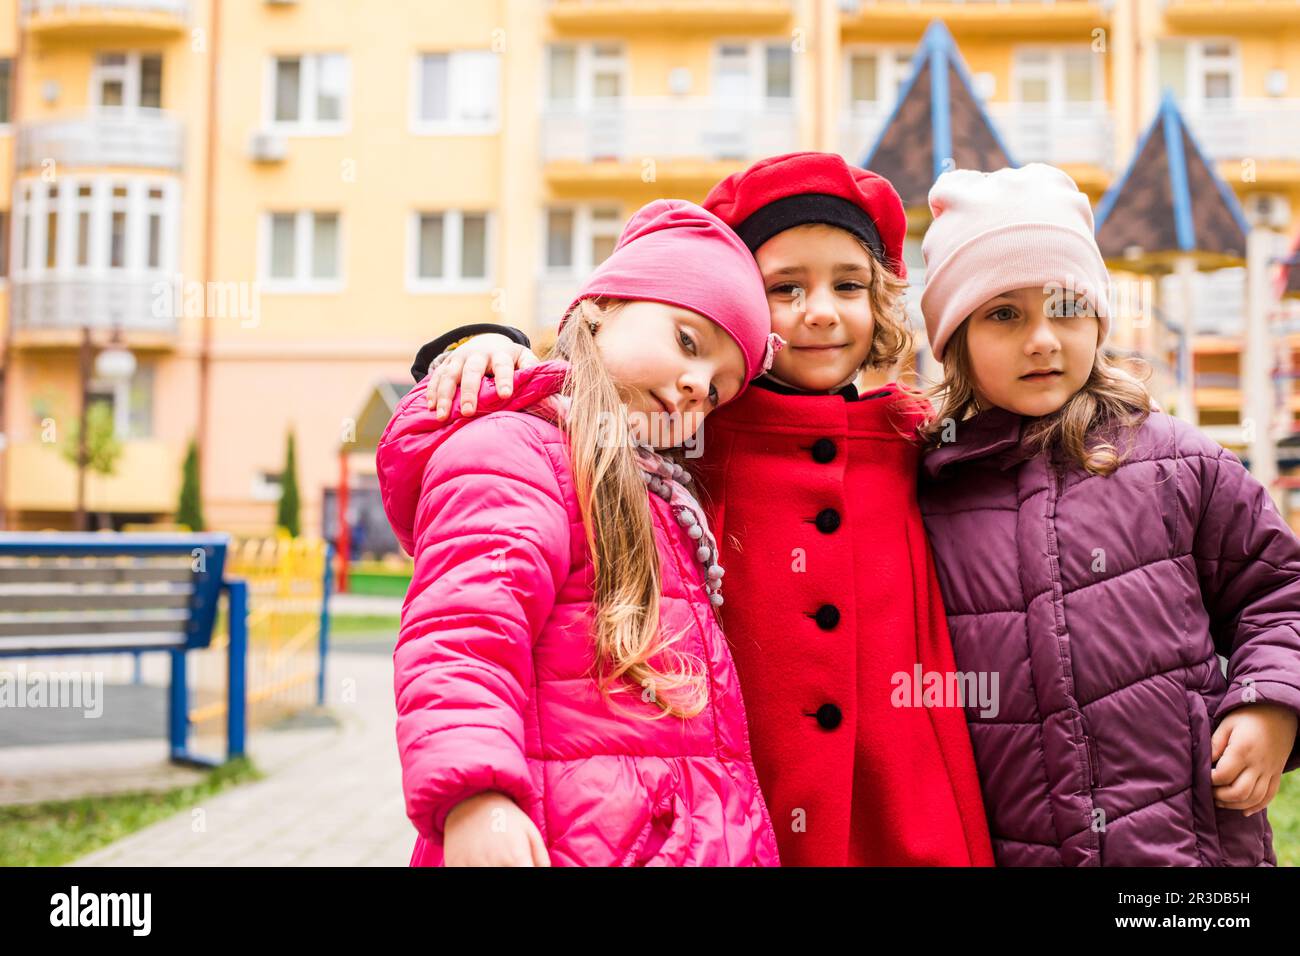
1271,770,1300,867
329,614,400,640
0,756,262,867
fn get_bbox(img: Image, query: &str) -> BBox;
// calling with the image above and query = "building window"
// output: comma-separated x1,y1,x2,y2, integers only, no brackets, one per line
269,53,349,131
0,59,12,125
544,206,620,274
1157,39,1239,107
714,41,796,104
262,210,344,289
845,46,914,113
545,43,626,106
92,52,163,111
88,362,154,440
413,51,500,132
409,210,492,291
11,177,178,279
1012,47,1102,108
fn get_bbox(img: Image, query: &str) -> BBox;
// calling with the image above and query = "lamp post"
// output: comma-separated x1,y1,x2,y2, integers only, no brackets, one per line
75,324,136,532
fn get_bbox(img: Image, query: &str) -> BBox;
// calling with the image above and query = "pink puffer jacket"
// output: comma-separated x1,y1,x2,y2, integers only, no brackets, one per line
377,361,780,866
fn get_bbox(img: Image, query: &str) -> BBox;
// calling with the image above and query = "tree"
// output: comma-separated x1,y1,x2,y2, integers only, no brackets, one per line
277,429,301,538
177,438,204,531
61,401,123,477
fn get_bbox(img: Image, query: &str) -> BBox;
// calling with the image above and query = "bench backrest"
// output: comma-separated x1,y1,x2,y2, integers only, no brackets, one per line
0,532,230,657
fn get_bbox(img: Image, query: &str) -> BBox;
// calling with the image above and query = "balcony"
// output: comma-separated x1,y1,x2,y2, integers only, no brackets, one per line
839,0,1112,39
543,98,798,169
11,276,179,345
1178,100,1300,170
5,438,181,515
984,103,1113,172
18,110,184,172
21,0,190,38
536,275,583,330
547,0,793,32
838,109,890,166
1160,0,1300,29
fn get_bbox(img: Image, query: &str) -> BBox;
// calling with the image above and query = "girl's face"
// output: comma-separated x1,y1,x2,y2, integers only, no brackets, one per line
963,286,1100,418
593,299,746,449
754,223,876,393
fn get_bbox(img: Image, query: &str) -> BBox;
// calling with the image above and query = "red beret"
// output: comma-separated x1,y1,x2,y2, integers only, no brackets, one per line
702,151,908,280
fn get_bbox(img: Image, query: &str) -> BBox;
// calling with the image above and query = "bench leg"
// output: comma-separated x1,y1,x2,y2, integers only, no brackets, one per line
226,579,248,760
168,648,220,769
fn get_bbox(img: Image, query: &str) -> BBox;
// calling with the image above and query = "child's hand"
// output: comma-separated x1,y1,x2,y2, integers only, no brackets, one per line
1210,702,1299,816
427,333,542,420
442,790,551,866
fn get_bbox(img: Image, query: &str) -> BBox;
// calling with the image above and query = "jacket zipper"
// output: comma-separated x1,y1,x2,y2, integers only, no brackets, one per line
1046,455,1100,793
1080,711,1101,790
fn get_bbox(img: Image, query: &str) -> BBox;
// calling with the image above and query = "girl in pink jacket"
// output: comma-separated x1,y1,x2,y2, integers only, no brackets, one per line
376,200,783,866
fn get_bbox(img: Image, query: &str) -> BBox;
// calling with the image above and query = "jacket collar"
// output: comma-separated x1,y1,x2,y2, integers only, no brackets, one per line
922,405,1029,479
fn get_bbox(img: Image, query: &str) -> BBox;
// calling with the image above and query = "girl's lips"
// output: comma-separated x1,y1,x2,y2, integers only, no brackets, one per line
793,344,847,351
1020,370,1064,380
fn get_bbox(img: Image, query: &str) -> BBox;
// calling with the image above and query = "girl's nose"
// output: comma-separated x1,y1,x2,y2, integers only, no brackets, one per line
1025,316,1061,355
678,371,706,409
802,285,838,327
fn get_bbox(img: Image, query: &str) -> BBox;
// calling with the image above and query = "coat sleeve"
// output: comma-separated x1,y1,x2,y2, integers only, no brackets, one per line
393,413,571,839
1191,442,1300,773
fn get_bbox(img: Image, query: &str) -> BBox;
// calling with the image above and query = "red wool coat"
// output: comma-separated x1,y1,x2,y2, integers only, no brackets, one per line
695,380,996,866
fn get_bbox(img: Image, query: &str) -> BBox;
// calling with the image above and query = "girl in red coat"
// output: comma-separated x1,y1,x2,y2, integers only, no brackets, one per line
415,153,995,867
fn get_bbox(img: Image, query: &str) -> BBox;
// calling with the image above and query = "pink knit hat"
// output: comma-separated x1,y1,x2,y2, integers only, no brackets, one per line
920,164,1111,362
564,199,781,391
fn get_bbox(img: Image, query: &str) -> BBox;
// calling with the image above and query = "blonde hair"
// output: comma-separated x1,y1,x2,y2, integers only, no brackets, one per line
918,318,1155,476
547,296,709,720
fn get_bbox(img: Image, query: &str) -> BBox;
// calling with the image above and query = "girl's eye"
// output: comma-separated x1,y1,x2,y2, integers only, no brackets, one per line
989,306,1017,322
678,329,697,354
836,281,867,292
709,384,720,407
768,283,801,296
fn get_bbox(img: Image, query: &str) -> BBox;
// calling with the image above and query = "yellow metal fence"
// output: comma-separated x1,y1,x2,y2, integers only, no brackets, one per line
188,534,330,736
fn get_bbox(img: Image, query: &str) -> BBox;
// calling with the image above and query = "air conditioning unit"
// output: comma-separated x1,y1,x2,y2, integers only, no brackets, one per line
1243,193,1291,230
248,130,287,163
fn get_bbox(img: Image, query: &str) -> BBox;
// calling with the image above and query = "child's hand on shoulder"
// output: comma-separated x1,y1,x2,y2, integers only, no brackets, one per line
1210,702,1299,816
427,334,542,420
443,790,551,866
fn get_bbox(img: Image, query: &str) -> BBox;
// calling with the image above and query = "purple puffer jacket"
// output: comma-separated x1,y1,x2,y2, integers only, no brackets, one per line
919,406,1300,866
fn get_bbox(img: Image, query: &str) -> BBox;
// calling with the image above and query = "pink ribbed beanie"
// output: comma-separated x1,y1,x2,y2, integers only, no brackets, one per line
565,198,780,391
920,164,1111,362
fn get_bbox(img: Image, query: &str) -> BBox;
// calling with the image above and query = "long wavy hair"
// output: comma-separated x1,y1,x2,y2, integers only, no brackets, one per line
917,318,1155,476
545,296,709,720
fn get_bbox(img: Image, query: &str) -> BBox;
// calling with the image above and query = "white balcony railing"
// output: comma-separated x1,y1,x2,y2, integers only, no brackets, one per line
1180,99,1300,164
536,275,583,329
12,276,178,335
18,110,184,171
838,109,891,165
985,102,1114,169
542,98,799,164
21,0,189,16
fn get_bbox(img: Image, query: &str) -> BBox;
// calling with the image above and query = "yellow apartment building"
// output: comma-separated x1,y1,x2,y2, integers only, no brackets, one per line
1,0,1299,541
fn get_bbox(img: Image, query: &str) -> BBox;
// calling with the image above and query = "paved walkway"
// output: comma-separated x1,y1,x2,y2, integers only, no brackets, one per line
71,647,413,867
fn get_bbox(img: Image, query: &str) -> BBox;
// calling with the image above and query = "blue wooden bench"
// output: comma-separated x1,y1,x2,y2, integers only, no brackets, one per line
0,532,248,767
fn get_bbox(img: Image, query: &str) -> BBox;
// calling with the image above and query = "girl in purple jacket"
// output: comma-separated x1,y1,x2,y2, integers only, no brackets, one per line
916,163,1300,865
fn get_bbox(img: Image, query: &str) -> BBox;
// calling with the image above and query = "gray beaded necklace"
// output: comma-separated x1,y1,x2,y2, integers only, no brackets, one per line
634,442,726,608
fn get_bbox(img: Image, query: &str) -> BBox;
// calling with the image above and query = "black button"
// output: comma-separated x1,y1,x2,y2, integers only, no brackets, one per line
815,703,842,730
815,508,841,534
811,438,837,463
814,604,840,630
